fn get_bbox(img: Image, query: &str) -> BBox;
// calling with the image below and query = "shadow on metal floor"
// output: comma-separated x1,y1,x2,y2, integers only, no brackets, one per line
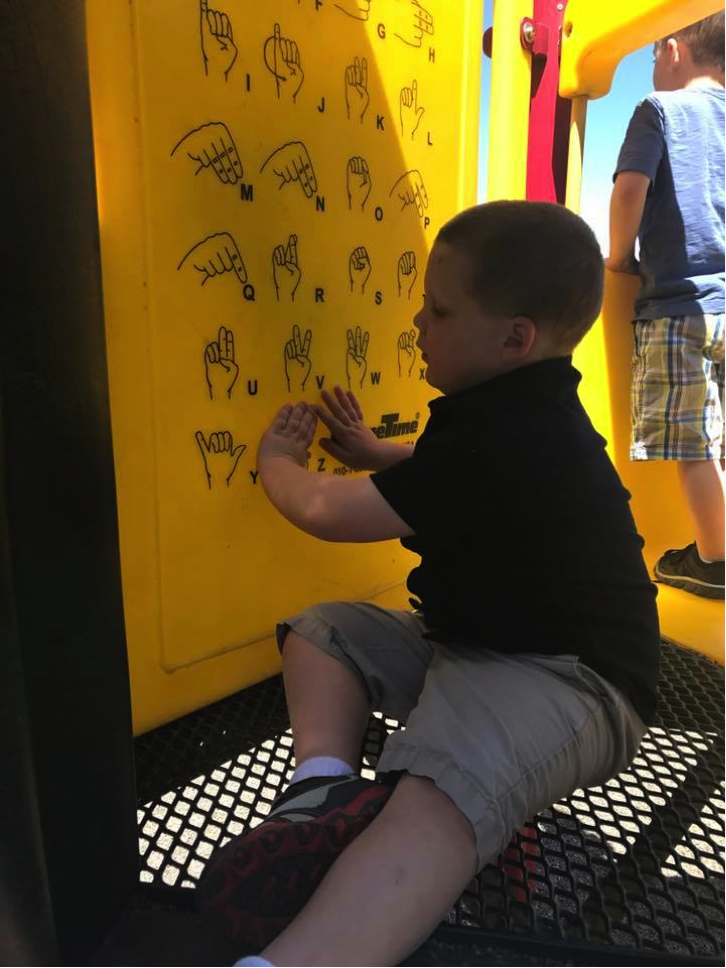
94,640,724,966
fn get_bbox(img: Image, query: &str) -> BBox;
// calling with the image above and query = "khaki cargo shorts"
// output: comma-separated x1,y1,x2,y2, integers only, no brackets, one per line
277,601,647,869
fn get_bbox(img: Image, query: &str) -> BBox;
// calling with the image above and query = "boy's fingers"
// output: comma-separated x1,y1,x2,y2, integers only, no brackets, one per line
346,390,364,421
271,403,293,430
322,388,352,425
333,385,357,420
319,437,347,463
339,388,359,421
298,410,318,441
286,409,304,433
311,404,336,431
330,385,362,422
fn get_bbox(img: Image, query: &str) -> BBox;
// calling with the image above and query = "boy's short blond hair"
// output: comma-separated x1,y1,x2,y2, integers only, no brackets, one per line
437,201,604,354
658,11,725,71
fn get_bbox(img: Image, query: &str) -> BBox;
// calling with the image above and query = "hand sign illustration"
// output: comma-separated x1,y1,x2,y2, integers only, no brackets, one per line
346,327,369,389
178,233,247,287
195,431,246,488
397,251,418,297
264,23,304,102
171,122,243,184
205,326,239,400
392,0,434,48
273,234,301,301
400,81,425,139
397,329,417,377
349,246,372,294
347,157,371,211
389,170,429,218
334,0,371,19
345,57,369,122
284,324,312,391
260,142,318,199
200,1,237,80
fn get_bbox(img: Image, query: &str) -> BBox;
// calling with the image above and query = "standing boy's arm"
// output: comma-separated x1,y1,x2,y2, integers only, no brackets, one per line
258,401,415,542
605,171,651,274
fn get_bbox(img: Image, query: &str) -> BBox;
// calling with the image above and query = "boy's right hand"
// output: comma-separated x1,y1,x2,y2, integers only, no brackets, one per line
604,254,641,276
313,386,384,470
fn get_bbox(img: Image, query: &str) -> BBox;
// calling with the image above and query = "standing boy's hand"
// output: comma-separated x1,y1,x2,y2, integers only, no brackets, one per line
258,402,317,466
604,254,641,276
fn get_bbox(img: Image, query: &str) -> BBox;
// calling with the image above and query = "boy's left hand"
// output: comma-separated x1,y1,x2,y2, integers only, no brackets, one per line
258,401,318,466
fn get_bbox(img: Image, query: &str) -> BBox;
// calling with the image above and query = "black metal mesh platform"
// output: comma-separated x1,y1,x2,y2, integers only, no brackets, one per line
134,640,725,963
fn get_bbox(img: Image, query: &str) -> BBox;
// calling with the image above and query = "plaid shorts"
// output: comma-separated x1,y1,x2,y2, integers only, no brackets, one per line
631,314,725,460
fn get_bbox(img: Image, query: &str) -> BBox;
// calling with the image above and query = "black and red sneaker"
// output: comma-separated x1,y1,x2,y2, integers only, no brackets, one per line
196,774,393,948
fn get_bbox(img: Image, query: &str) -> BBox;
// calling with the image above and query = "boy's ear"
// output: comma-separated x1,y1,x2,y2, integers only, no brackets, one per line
666,36,681,68
502,316,537,360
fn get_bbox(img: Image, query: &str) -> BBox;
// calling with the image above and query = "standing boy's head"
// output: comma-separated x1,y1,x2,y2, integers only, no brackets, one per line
652,12,725,91
414,200,603,395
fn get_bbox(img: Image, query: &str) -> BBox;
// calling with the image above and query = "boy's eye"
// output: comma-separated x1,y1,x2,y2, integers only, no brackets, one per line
423,292,446,317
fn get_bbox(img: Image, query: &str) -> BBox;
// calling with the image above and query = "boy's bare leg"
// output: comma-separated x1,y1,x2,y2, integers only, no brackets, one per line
677,460,725,560
263,774,478,967
282,631,372,768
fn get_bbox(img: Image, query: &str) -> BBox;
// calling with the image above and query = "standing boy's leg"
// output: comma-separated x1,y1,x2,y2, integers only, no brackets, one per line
632,314,725,593
676,314,726,564
677,459,725,561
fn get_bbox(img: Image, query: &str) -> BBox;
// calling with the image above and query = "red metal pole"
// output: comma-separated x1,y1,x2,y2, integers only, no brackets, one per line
522,0,572,202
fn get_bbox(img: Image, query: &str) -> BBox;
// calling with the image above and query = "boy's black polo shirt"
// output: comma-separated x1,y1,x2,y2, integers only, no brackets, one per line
371,356,661,725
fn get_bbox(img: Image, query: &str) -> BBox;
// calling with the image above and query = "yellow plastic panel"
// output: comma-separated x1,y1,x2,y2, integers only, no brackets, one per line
561,0,724,99
86,0,482,733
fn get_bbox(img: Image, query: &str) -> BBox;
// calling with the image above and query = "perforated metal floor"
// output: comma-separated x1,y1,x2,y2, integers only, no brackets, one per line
135,640,725,963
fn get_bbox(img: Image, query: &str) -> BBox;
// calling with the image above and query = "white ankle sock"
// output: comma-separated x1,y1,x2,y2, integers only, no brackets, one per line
290,755,355,785
234,957,274,967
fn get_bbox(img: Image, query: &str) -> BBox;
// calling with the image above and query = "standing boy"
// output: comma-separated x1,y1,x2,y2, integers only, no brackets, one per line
607,12,725,598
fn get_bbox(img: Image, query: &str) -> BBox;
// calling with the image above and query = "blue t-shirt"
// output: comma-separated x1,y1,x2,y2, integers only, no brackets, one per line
614,85,725,319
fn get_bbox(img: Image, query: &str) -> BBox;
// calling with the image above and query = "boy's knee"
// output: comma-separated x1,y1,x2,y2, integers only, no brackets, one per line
386,773,478,856
279,627,306,654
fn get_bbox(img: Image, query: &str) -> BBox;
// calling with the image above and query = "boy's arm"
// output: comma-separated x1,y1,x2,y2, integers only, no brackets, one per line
314,386,411,471
605,171,651,275
258,401,415,542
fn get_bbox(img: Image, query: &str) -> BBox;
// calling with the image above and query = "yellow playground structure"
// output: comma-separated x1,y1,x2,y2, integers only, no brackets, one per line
2,0,722,964
83,0,724,734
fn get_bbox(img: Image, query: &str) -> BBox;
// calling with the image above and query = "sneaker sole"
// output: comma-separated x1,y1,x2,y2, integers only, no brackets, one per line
654,568,725,600
196,783,391,947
